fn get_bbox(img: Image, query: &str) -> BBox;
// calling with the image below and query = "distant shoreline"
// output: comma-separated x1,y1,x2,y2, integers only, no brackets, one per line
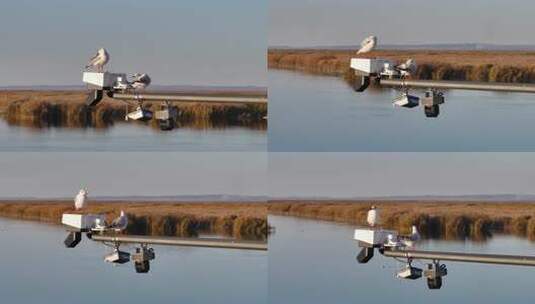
0,201,268,241
269,200,535,241
0,90,267,130
268,48,535,85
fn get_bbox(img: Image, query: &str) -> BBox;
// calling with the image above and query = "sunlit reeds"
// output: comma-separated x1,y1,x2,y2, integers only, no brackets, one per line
269,201,535,241
0,201,268,241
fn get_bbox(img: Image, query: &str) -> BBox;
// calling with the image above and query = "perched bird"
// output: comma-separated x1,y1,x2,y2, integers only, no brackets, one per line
409,225,421,242
94,218,107,230
110,210,128,231
130,73,151,90
367,205,379,227
357,35,377,54
400,225,421,247
74,188,88,210
85,48,110,72
396,58,417,76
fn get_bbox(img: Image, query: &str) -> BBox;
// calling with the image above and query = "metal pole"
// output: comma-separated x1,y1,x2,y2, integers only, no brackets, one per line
379,79,535,94
91,234,268,251
382,248,535,266
110,92,268,104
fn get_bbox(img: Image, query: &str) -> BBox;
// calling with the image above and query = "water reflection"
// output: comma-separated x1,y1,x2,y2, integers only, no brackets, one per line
269,70,535,151
269,215,535,303
0,119,266,151
0,218,267,304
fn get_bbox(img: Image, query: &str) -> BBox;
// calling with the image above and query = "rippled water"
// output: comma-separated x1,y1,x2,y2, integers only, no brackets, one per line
269,215,535,303
269,70,535,151
0,218,267,304
0,120,266,151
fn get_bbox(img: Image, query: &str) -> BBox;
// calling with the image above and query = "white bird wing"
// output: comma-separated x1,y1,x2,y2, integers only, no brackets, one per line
86,52,100,66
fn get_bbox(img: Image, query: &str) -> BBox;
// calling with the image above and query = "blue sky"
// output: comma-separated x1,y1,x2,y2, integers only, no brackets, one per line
0,0,266,86
270,0,535,46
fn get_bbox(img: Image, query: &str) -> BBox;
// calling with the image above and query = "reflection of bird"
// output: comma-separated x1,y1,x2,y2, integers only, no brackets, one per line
367,205,379,227
110,210,128,231
357,36,377,54
74,188,88,210
396,58,417,76
130,73,151,90
85,48,109,72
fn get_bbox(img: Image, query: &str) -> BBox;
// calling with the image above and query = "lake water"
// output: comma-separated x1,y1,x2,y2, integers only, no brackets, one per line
0,120,266,151
269,70,535,151
269,215,535,303
0,218,267,304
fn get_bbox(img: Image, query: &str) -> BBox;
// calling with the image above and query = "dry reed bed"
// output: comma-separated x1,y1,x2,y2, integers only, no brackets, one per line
269,200,535,241
268,49,535,84
0,91,267,129
0,201,268,241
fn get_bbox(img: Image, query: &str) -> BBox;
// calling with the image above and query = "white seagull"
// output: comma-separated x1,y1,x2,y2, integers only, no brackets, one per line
130,73,151,90
409,225,421,242
396,58,417,76
74,188,88,210
357,35,377,54
85,48,110,72
110,210,128,231
367,205,379,227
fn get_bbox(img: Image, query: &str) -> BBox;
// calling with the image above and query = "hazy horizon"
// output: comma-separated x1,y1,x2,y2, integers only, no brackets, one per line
0,153,267,198
270,0,535,47
269,153,535,198
0,0,266,87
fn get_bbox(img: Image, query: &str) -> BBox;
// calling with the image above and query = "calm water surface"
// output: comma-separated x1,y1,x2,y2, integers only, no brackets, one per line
269,215,535,303
0,218,267,304
269,70,535,151
0,120,266,151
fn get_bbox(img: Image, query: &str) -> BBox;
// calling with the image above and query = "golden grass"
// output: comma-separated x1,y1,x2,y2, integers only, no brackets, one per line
0,201,268,241
268,200,535,241
268,49,535,83
0,90,267,129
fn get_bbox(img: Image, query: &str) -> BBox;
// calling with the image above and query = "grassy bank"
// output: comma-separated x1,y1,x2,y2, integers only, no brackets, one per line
0,201,268,241
268,49,535,84
0,90,267,129
269,200,535,241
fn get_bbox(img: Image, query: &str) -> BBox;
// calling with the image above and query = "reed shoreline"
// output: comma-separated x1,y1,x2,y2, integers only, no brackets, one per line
0,201,268,241
268,48,535,85
268,200,535,241
0,90,267,130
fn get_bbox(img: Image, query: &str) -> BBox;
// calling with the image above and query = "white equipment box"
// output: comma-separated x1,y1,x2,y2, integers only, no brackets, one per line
350,58,394,75
354,228,398,246
62,213,106,231
83,72,128,90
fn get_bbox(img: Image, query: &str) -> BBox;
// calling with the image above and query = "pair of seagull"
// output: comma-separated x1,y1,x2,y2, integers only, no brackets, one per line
74,188,128,231
85,48,151,90
357,35,417,76
367,205,420,245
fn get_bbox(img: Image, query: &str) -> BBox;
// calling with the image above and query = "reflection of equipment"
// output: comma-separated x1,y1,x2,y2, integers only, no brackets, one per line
354,226,535,290
421,90,444,118
351,58,447,117
155,101,178,131
393,92,419,108
82,70,267,131
424,262,448,289
397,264,422,280
105,248,131,264
126,106,153,121
61,212,267,274
132,245,156,273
